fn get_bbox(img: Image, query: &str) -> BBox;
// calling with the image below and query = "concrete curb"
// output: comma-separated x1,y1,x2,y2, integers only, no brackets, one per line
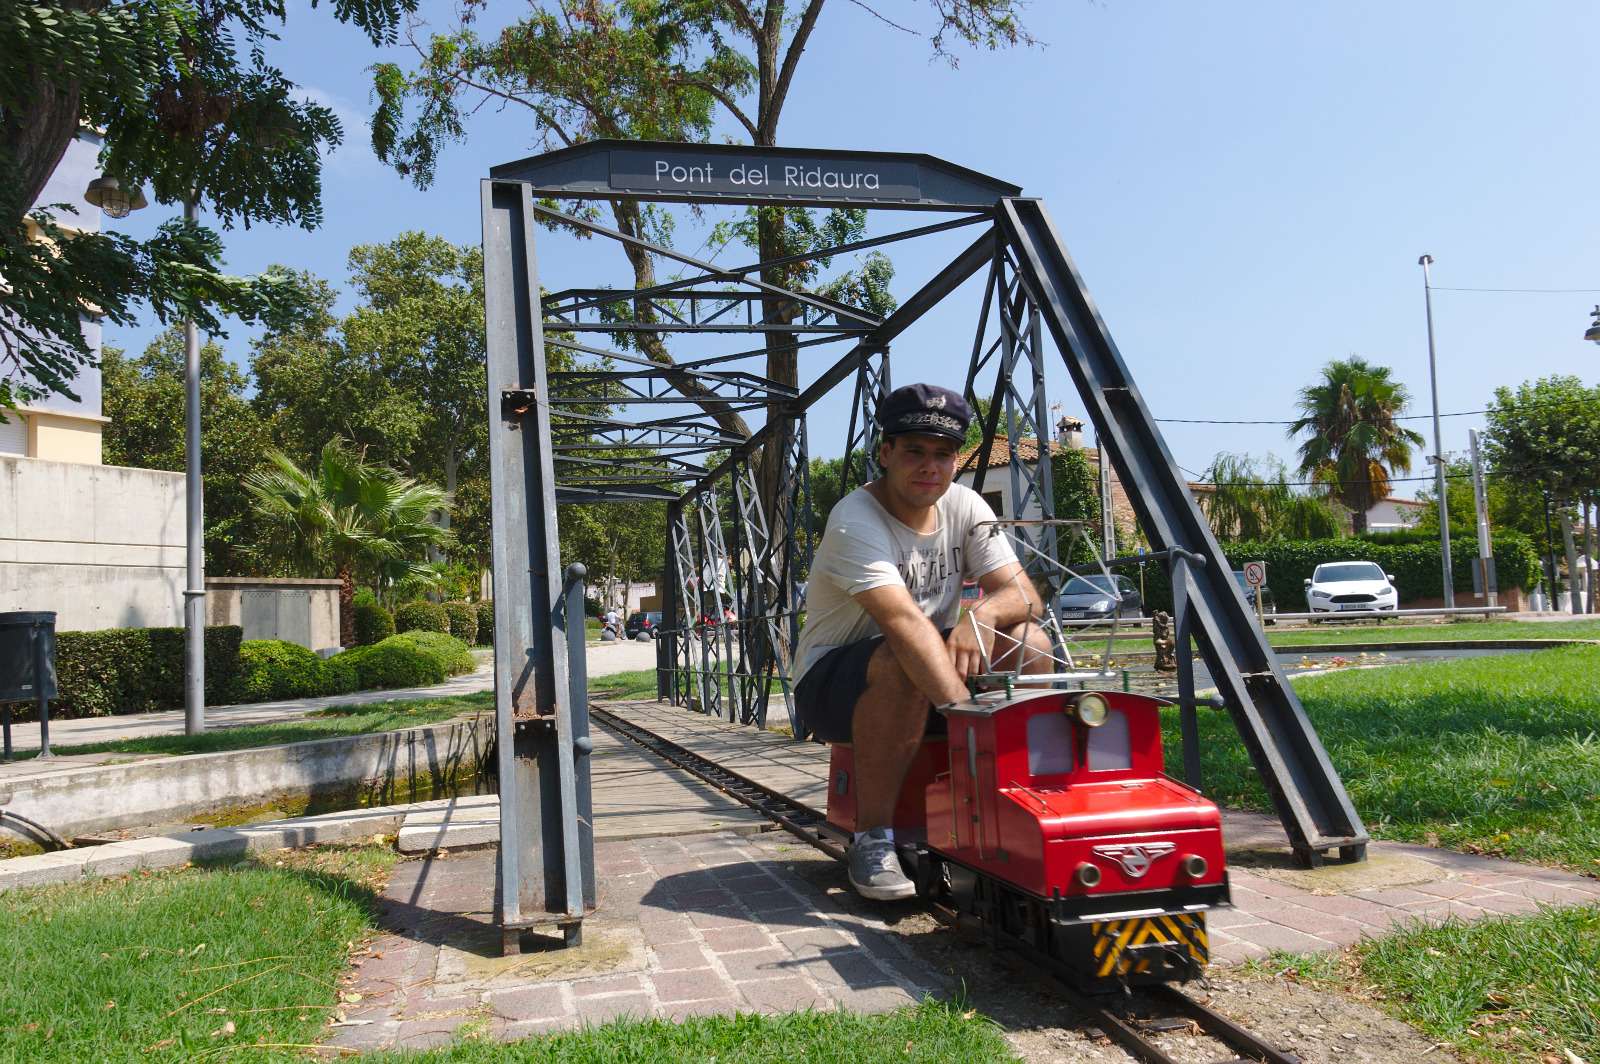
1270,638,1598,654
0,803,415,892
0,714,493,840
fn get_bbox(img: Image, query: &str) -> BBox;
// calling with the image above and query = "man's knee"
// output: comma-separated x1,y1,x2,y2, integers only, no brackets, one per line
994,621,1053,672
862,641,924,703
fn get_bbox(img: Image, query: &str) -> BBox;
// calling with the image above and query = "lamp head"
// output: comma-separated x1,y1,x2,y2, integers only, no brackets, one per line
83,176,148,219
1587,306,1600,346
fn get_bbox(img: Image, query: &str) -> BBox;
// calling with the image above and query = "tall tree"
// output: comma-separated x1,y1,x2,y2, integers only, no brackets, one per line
369,0,1032,523
1287,357,1424,535
245,438,455,646
101,328,272,574
1199,452,1342,542
1,0,417,411
1483,376,1600,507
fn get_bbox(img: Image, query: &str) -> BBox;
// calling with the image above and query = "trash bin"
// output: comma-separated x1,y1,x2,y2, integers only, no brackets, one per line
0,611,57,759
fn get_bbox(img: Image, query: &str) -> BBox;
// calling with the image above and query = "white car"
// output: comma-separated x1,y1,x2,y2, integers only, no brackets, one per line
1303,561,1398,617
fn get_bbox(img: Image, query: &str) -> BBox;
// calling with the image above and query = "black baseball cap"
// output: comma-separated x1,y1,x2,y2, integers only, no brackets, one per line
879,383,972,443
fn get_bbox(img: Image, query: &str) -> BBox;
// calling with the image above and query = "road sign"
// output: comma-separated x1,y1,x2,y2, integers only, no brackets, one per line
1243,561,1267,588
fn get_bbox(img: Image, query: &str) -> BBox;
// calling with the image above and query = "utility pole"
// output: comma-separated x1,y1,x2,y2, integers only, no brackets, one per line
1097,438,1116,558
1468,429,1495,608
183,195,206,735
1418,255,1454,607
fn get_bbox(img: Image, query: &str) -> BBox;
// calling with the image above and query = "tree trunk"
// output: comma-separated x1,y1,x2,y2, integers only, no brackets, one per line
3,55,85,229
338,564,355,647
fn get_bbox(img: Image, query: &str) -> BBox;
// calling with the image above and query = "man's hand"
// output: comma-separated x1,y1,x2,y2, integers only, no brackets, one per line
946,609,995,679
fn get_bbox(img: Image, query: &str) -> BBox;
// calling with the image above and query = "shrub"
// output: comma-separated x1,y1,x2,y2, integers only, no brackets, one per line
386,630,475,676
1137,532,1544,613
353,601,395,646
235,640,328,703
394,600,449,635
50,626,242,719
321,652,361,695
476,600,495,646
352,586,380,609
442,600,478,643
338,644,439,690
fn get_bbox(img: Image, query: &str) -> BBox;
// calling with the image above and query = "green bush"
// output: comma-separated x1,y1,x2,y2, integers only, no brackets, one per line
321,652,360,695
386,630,475,676
1137,532,1543,613
50,626,242,719
333,632,473,693
235,640,329,703
442,600,478,644
393,600,449,635
353,602,395,646
476,600,494,646
352,586,380,609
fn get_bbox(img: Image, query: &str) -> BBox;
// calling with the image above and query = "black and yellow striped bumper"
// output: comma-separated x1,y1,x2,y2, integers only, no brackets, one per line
1087,912,1209,981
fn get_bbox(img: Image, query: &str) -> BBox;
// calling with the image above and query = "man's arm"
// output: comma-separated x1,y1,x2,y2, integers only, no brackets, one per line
945,561,1041,677
854,584,971,707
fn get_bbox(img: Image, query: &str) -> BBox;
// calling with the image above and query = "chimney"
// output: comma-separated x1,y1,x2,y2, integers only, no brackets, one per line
1055,414,1084,450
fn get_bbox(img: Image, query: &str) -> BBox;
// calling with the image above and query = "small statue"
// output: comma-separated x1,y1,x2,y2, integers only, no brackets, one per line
1152,610,1176,672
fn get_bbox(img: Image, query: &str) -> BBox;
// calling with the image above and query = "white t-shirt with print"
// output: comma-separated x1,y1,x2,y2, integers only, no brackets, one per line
793,483,1017,685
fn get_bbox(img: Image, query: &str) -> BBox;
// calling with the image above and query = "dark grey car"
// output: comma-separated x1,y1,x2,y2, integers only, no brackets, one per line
1056,574,1141,620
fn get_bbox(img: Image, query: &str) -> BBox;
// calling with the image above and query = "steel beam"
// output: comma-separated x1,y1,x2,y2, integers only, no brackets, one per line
481,179,595,952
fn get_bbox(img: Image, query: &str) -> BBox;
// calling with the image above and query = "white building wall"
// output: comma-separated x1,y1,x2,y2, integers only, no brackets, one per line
0,457,186,630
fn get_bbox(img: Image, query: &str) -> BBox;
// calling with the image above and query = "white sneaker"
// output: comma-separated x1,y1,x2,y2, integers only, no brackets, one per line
847,828,917,901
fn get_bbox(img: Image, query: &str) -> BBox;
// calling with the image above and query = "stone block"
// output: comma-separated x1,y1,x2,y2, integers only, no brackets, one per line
650,968,728,1004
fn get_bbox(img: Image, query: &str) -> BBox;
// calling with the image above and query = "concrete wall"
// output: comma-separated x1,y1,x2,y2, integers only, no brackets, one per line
207,577,341,653
0,714,492,839
0,457,185,630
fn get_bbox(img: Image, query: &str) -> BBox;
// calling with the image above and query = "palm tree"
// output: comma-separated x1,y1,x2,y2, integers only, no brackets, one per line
245,438,455,645
1288,358,1425,534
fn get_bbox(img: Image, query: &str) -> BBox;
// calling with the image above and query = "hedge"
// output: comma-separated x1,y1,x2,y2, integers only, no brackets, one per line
476,600,494,646
1133,533,1542,614
354,602,395,646
394,600,449,635
442,600,479,644
49,625,242,720
337,631,473,690
235,640,329,702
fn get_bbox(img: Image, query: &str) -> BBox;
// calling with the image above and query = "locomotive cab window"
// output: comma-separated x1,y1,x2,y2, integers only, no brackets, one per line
1026,711,1075,776
1086,708,1132,771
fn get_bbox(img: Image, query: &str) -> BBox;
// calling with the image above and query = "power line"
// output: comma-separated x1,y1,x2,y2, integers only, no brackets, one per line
1155,393,1600,426
1431,286,1600,293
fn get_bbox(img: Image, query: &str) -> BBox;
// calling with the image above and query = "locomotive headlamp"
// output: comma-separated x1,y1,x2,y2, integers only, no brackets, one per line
1074,693,1110,727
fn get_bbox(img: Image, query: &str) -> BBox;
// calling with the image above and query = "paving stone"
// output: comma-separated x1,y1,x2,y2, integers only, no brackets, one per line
640,913,698,946
718,948,792,983
1461,892,1540,916
572,974,645,997
485,985,568,1021
1261,903,1370,943
575,993,653,1025
1229,874,1308,899
1509,880,1597,905
400,992,481,1019
754,906,831,929
1210,938,1269,965
1206,907,1268,929
776,926,854,958
689,908,747,930
823,982,915,1014
1353,887,1440,908
324,1020,399,1051
1291,893,1409,927
651,968,726,1004
1226,921,1333,954
700,925,774,954
394,1017,465,1049
799,950,894,989
740,976,830,1014
1412,879,1480,900
650,942,712,972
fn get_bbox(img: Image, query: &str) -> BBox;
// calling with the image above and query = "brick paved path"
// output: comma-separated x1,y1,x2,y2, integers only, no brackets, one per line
328,830,938,1052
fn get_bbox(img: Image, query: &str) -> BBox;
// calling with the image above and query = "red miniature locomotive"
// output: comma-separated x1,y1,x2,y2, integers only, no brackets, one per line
826,688,1229,990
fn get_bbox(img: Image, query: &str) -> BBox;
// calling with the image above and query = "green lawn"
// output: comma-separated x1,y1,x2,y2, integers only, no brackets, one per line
10,693,489,762
1166,644,1600,872
0,845,396,1063
1266,616,1600,646
360,1001,1016,1063
0,847,1014,1063
1263,905,1600,1063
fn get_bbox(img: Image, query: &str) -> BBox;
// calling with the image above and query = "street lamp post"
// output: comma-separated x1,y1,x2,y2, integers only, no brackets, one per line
85,177,204,733
1418,255,1455,608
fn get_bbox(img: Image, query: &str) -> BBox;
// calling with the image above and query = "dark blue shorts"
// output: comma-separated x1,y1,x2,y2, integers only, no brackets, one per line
792,629,951,743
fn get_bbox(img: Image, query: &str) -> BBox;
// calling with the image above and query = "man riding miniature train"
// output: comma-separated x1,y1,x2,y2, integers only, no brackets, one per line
793,383,1054,901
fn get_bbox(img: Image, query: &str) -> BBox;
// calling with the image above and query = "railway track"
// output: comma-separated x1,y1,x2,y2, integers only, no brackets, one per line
590,705,1302,1064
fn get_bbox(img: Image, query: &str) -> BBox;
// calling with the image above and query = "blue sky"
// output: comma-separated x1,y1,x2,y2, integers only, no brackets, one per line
104,1,1600,495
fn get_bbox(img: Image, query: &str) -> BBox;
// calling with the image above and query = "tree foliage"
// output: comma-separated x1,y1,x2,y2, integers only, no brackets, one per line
1,0,418,410
244,438,454,645
101,327,271,574
1199,452,1344,542
1287,357,1424,534
1483,375,1600,504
